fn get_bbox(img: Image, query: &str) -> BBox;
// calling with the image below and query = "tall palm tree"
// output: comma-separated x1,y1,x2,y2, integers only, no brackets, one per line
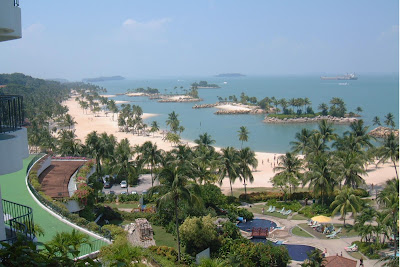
166,111,179,133
318,120,337,144
300,249,326,267
304,155,335,205
219,147,240,196
330,186,362,226
377,132,399,179
273,152,303,198
291,128,314,154
238,147,258,199
45,229,90,259
194,132,216,148
150,121,159,137
238,126,249,148
345,120,374,149
372,116,381,126
334,151,367,189
192,145,220,184
113,138,137,184
149,164,201,262
140,141,164,187
318,103,329,116
384,113,395,129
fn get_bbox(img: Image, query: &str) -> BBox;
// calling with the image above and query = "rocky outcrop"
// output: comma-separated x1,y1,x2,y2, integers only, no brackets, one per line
158,97,202,103
125,218,156,248
214,108,265,115
368,126,399,138
192,103,219,109
263,115,359,124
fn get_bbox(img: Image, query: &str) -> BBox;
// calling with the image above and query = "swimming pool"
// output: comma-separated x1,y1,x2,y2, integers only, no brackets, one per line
237,218,277,232
253,239,317,261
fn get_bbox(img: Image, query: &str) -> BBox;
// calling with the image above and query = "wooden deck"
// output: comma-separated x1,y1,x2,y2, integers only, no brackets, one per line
38,161,85,198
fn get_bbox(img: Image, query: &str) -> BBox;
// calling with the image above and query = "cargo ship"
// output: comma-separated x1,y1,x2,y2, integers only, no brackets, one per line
320,73,358,80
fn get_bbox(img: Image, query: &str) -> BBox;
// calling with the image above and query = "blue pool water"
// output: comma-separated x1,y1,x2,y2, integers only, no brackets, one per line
253,239,316,261
237,218,277,232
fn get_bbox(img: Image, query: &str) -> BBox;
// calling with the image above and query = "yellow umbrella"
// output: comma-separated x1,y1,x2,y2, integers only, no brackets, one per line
311,215,332,223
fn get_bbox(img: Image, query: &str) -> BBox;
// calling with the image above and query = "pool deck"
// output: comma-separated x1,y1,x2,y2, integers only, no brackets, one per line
243,208,380,267
0,156,106,246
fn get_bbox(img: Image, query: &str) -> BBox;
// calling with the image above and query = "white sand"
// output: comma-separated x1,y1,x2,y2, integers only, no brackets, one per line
126,93,145,97
166,95,192,100
64,97,397,194
115,100,130,104
100,94,116,98
215,104,252,112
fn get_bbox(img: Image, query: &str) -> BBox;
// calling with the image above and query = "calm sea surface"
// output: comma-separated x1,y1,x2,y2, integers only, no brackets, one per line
94,75,399,153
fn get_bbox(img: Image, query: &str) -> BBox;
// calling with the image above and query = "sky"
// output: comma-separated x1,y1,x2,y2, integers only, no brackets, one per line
0,1,398,81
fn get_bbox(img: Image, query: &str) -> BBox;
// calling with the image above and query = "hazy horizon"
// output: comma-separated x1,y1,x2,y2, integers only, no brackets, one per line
0,1,398,81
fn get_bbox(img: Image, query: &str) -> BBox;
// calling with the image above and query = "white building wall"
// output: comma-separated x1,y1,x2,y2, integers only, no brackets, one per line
0,1,21,42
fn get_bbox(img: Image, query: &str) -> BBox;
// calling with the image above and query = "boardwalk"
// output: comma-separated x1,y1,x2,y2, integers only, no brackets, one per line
39,160,84,198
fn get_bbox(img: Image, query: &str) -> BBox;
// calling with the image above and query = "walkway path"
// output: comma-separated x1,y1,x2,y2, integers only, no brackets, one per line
0,156,104,245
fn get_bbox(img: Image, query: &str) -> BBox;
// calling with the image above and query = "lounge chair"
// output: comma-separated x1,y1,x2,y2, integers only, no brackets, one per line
308,220,315,226
345,243,358,252
284,210,292,215
327,231,338,239
278,207,285,214
336,227,342,234
270,206,276,212
311,223,321,228
266,206,273,212
275,240,287,245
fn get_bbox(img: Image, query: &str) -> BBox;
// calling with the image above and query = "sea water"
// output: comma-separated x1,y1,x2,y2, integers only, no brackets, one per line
94,74,399,153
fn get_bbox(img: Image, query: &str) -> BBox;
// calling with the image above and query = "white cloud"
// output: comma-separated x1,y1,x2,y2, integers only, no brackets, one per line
23,23,45,34
122,18,171,30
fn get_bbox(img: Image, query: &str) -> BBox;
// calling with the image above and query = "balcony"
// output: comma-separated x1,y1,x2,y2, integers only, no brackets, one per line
0,0,22,42
0,199,35,244
0,95,28,175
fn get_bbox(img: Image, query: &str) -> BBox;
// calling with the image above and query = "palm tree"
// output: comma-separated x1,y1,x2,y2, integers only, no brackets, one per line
149,163,201,262
318,103,329,116
219,147,240,196
273,152,303,198
140,141,164,187
372,116,381,126
330,186,362,226
318,120,337,144
45,229,90,258
150,121,159,137
355,106,363,114
334,151,366,189
345,120,374,149
194,132,216,148
113,138,138,184
166,111,179,133
61,114,76,130
384,113,395,129
192,145,219,184
291,128,314,154
304,155,335,205
377,132,399,179
238,126,249,148
238,147,258,199
300,249,326,267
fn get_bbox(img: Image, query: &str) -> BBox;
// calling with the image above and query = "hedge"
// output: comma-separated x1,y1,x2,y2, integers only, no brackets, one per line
239,191,313,202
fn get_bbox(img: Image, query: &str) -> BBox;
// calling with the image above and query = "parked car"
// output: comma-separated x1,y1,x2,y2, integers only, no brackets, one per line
142,189,147,194
120,191,127,195
131,191,138,195
109,190,115,195
103,182,112,189
120,180,127,188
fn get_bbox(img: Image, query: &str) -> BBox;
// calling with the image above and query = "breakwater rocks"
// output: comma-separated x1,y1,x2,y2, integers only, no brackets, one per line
158,97,202,103
192,103,219,109
263,115,359,124
215,109,265,115
368,126,399,138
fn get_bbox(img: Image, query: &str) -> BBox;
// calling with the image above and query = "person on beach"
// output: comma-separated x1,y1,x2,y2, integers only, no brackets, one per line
359,258,364,267
262,208,265,214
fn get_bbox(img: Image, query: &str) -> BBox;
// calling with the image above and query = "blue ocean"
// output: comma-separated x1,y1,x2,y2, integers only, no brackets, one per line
94,74,399,153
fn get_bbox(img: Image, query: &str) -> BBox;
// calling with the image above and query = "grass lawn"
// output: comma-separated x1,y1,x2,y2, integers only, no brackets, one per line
245,205,289,219
347,251,365,260
152,225,178,249
298,223,358,239
292,226,313,238
291,214,308,220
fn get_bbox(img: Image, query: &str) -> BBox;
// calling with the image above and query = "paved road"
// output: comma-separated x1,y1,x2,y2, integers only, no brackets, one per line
102,174,158,195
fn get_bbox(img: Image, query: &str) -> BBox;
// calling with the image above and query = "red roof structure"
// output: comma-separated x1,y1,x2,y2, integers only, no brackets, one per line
324,255,357,267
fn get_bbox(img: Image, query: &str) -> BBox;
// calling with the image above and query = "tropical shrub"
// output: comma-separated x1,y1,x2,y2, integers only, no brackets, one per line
354,241,388,259
179,215,218,256
265,199,302,212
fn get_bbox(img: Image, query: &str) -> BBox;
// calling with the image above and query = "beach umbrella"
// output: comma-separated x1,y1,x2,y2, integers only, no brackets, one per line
311,215,332,223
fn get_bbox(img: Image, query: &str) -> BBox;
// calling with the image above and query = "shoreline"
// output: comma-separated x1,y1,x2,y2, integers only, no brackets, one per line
263,115,359,124
64,97,397,194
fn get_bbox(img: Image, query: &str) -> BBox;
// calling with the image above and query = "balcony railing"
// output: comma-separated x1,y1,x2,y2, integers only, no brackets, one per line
0,199,35,244
14,0,19,7
0,95,24,134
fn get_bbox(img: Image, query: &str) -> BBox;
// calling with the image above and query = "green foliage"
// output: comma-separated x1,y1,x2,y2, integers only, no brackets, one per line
149,246,178,262
353,188,370,197
200,184,227,207
101,224,126,239
239,191,284,202
99,235,142,265
354,241,388,259
118,193,140,202
179,215,218,256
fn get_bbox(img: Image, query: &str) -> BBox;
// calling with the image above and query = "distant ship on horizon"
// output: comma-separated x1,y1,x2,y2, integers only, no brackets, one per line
320,73,358,80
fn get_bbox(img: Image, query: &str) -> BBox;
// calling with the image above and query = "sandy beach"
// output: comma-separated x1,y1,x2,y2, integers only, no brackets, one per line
64,97,397,194
215,104,252,112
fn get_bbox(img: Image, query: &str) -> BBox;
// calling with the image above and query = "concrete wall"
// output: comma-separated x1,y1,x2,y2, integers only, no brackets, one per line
36,155,51,177
0,0,21,42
